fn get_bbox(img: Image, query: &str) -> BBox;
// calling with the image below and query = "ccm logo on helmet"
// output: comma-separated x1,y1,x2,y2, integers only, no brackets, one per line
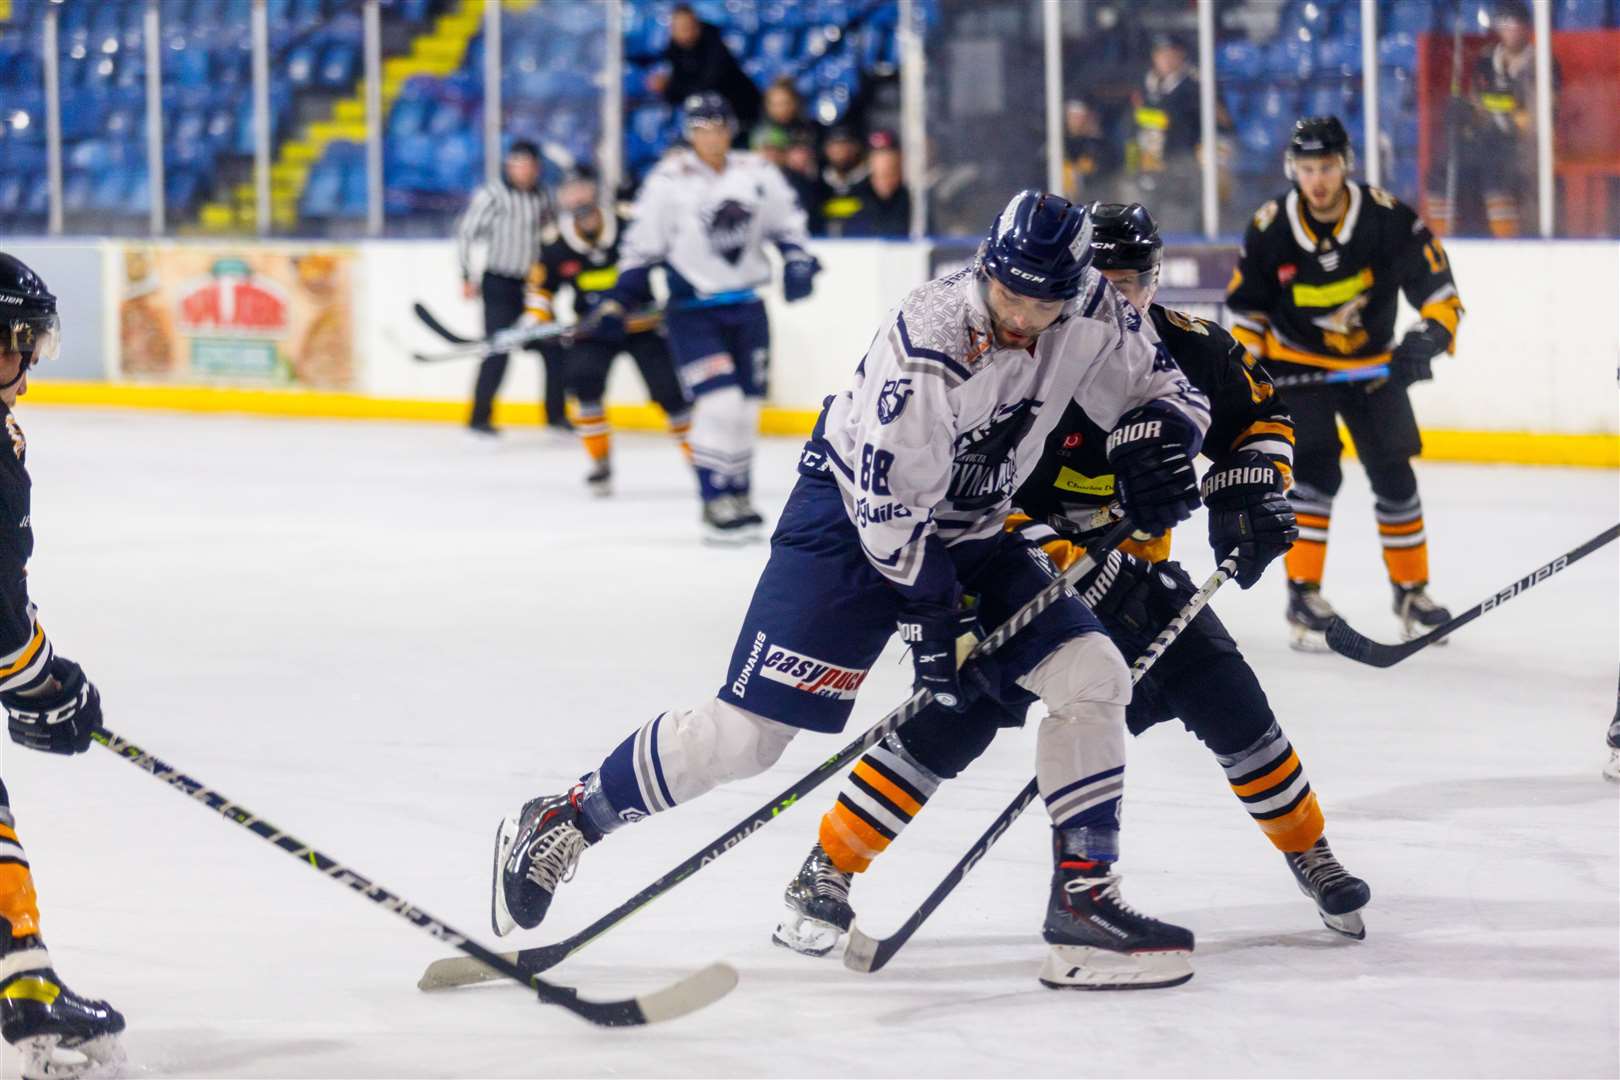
1105,419,1161,453
1009,267,1047,283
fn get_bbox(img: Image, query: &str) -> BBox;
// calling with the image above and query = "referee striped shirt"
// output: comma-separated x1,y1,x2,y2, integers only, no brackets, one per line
455,180,551,281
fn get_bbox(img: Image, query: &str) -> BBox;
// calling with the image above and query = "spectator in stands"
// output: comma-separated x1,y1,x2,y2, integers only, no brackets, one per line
758,77,819,146
817,125,870,237
1061,98,1121,203
1123,33,1203,235
842,129,911,238
1469,0,1548,236
648,4,761,137
783,129,825,234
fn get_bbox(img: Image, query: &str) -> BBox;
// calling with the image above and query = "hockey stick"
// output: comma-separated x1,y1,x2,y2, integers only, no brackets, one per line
416,514,1141,991
89,727,737,1025
1271,366,1388,389
411,302,664,363
1325,523,1620,668
843,553,1242,974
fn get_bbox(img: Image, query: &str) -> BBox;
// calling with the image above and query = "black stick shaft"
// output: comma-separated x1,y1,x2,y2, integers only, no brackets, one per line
501,517,1140,976
90,728,655,1025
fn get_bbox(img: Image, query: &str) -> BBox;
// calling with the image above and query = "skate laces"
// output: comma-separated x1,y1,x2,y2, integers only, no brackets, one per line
1295,587,1335,620
811,854,852,903
1292,841,1352,890
525,824,587,892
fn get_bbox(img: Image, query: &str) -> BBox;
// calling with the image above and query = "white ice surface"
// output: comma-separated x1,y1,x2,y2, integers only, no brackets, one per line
1,408,1614,1079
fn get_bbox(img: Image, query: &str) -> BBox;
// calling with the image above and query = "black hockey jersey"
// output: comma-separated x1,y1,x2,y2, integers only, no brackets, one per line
0,402,53,697
1225,181,1463,374
1011,303,1294,564
525,211,628,322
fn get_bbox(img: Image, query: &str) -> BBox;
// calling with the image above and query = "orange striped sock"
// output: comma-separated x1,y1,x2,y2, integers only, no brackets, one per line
1217,722,1325,853
1286,483,1332,585
574,402,610,463
667,410,693,463
1376,495,1428,586
818,736,939,875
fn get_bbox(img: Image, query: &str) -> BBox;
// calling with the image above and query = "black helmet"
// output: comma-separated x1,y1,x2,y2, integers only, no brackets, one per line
682,92,737,134
1286,115,1355,177
0,253,61,380
1086,202,1162,273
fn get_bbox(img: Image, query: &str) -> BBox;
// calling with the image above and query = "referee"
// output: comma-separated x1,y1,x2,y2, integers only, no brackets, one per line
456,140,564,437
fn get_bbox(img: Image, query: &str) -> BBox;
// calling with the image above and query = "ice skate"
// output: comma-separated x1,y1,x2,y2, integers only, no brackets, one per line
771,844,855,957
491,786,593,936
585,460,613,497
0,967,124,1080
1286,582,1336,652
1039,857,1194,990
1285,837,1371,939
1393,584,1451,643
1604,714,1620,782
701,495,764,546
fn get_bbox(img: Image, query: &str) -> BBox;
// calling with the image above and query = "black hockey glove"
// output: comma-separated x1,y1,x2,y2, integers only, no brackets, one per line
1073,549,1156,638
782,251,820,303
898,601,980,712
582,300,627,347
1388,322,1448,388
3,658,101,756
1200,452,1299,589
1104,406,1201,536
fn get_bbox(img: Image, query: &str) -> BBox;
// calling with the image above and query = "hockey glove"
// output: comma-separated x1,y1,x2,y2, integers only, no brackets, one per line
898,601,979,712
4,658,101,756
782,251,820,303
582,300,627,347
1074,549,1156,638
1388,321,1448,388
1104,406,1201,536
1200,452,1298,589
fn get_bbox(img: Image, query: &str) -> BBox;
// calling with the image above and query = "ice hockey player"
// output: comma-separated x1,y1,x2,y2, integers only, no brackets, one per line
522,165,693,496
490,191,1213,989
0,254,124,1079
772,204,1372,963
1605,675,1619,782
590,92,820,541
1227,115,1465,649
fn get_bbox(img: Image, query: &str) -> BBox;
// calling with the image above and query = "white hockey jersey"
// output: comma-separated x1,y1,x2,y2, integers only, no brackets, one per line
619,148,811,303
805,267,1211,607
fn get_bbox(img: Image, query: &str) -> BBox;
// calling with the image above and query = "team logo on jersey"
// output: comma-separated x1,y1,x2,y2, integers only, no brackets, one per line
949,399,1040,511
1277,263,1297,285
4,415,23,461
756,644,869,700
876,378,914,425
1318,245,1342,273
704,199,755,265
1310,293,1372,355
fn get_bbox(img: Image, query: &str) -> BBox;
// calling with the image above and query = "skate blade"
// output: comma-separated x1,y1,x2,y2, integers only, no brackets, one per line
16,1033,124,1080
1318,907,1367,940
587,482,613,498
1038,945,1193,991
702,526,764,547
1605,750,1620,782
1288,623,1331,653
770,905,843,958
490,814,520,938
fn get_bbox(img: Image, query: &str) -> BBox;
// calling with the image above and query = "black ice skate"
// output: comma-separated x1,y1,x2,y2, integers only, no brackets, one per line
1604,711,1620,782
0,967,124,1080
771,844,856,957
1285,837,1372,939
585,460,613,497
491,786,594,937
701,495,764,546
1393,584,1451,643
1286,582,1336,652
1039,857,1194,990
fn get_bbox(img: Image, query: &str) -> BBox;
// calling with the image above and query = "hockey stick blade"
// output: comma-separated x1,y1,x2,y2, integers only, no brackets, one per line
843,556,1240,973
1325,522,1620,668
413,302,478,345
90,728,734,1026
417,516,1142,992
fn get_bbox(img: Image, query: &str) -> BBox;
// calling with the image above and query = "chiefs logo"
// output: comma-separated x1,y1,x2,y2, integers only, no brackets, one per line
5,415,23,461
1062,432,1082,449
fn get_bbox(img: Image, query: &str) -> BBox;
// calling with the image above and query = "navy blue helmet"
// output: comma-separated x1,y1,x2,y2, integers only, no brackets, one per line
682,92,737,135
979,191,1092,302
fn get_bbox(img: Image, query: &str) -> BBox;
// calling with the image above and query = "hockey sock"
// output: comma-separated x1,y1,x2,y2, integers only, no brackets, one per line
1485,193,1520,238
688,386,755,500
573,400,611,463
667,408,693,463
818,732,942,875
1215,721,1324,853
0,808,47,980
1285,481,1332,585
1375,492,1429,586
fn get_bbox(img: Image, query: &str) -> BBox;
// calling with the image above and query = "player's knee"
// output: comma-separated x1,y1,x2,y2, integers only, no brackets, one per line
1363,458,1417,503
895,696,1004,779
672,698,798,784
1017,632,1132,718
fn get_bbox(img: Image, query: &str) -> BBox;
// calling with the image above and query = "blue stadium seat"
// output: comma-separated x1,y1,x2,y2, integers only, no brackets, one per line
1378,33,1416,70
1384,1,1435,35
285,42,319,87
1555,0,1609,27
1219,40,1263,80
318,40,359,89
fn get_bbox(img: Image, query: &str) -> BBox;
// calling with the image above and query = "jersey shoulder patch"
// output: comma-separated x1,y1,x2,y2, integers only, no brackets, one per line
5,414,24,461
1253,199,1280,231
893,273,980,379
1367,185,1398,210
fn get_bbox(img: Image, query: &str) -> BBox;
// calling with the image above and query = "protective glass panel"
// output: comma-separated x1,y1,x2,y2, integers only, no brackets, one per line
1061,0,1212,238
922,0,1046,239
1214,0,1366,238
501,1,606,189
1549,12,1618,238
0,11,49,233
53,0,152,236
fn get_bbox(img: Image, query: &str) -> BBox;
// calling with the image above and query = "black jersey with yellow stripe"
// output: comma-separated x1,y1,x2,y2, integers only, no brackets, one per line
1225,181,1463,373
1010,303,1295,564
526,211,628,323
0,402,53,697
